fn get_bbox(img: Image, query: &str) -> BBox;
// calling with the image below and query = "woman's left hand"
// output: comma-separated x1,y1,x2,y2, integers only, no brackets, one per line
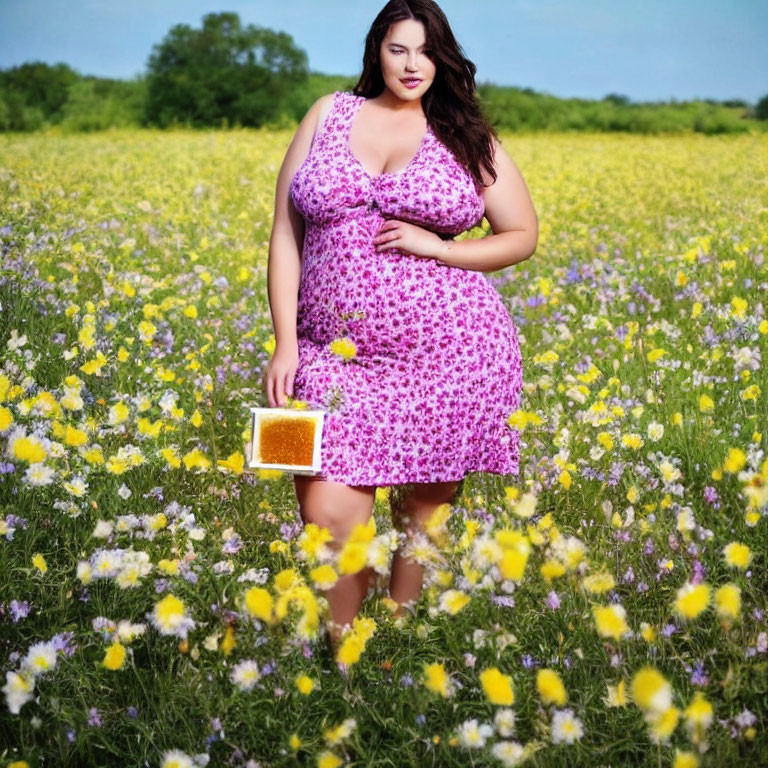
373,219,447,261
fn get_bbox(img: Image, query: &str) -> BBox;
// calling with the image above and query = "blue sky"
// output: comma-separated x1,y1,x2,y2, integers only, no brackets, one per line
1,0,765,103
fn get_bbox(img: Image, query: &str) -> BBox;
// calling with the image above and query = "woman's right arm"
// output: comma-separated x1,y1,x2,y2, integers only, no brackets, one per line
265,93,335,408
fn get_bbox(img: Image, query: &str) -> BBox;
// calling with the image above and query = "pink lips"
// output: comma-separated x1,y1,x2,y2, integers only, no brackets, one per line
401,78,422,89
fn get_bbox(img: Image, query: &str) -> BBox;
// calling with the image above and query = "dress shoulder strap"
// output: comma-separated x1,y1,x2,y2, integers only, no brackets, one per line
308,91,349,154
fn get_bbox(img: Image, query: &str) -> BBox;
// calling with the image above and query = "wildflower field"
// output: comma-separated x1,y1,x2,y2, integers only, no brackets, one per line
1,126,767,768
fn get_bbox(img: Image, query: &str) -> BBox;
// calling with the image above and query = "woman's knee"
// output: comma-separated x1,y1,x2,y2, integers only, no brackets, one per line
405,479,463,508
391,478,464,531
294,476,376,544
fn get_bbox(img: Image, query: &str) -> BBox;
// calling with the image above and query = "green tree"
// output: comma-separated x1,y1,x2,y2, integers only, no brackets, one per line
756,93,768,121
144,12,308,128
0,61,78,119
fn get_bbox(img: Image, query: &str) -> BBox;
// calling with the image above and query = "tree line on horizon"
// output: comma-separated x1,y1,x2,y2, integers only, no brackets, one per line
1,12,766,135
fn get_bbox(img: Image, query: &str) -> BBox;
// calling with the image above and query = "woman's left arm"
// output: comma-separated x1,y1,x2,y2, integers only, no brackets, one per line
438,137,538,272
373,136,538,273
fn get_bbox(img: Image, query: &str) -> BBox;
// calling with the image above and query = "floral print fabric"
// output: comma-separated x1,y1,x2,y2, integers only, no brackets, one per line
288,90,523,485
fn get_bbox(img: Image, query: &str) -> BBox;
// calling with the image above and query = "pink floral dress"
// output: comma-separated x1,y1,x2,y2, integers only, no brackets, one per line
288,90,523,486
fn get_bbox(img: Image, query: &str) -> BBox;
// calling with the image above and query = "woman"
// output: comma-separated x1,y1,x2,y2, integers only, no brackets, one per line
264,0,538,664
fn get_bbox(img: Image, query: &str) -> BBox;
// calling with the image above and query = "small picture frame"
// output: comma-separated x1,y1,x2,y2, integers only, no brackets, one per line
247,407,324,476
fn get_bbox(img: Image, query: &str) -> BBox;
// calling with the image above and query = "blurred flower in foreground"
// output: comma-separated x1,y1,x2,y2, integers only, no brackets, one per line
149,594,195,639
550,708,584,744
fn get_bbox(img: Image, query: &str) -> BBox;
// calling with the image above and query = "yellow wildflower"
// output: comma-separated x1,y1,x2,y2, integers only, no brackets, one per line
295,674,314,695
536,668,567,706
102,642,126,670
329,337,357,360
674,582,710,621
479,667,514,706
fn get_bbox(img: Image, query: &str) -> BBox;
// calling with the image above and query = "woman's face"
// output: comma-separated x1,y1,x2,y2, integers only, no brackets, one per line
379,19,436,101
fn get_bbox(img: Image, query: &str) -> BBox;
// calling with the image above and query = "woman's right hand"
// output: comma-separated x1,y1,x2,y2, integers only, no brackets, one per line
264,342,299,408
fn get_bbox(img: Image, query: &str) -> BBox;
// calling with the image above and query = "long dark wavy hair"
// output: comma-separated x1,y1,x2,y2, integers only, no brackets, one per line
352,0,498,190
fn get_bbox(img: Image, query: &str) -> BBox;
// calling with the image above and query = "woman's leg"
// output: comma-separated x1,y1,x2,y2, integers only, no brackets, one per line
293,475,376,651
388,479,463,616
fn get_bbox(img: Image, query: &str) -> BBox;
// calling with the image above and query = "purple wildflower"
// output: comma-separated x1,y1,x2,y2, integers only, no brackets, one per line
279,520,302,542
662,623,677,638
690,661,709,686
51,631,77,657
9,600,30,622
691,559,706,584
643,538,655,556
88,708,103,727
546,591,561,610
222,533,243,554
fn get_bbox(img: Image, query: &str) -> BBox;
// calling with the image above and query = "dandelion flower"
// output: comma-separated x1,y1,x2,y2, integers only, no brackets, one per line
631,667,672,713
592,603,630,640
604,679,629,707
329,337,357,360
423,662,452,697
723,447,746,473
537,668,567,706
540,559,566,581
298,523,334,562
102,642,126,670
337,540,369,575
243,587,274,623
673,749,700,768
723,542,752,570
309,563,339,589
674,581,710,620
336,617,376,666
317,751,343,768
323,717,356,745
714,583,741,622
11,433,47,463
480,667,515,706
31,553,47,574
295,674,314,695
684,691,713,744
582,570,615,594
647,706,680,743
438,589,471,615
